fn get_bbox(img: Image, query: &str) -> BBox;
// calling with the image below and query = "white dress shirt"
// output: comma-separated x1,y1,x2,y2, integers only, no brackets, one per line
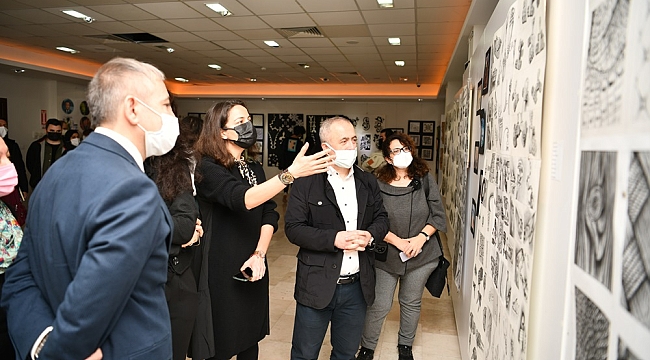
326,166,359,277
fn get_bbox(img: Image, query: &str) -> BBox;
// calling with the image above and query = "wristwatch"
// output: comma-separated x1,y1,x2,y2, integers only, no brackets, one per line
419,231,430,241
278,169,295,185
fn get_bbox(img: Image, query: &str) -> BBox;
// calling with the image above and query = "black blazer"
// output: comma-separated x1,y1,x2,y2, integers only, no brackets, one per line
285,166,389,309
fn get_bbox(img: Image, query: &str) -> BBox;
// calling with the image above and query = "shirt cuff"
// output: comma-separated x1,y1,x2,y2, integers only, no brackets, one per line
31,326,53,359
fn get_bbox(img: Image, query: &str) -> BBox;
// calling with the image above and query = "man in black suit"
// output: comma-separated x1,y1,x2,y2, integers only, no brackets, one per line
285,116,389,360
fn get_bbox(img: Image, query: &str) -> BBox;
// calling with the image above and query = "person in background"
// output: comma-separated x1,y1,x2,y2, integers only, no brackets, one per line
0,136,23,360
361,128,394,174
356,132,447,360
284,116,389,360
195,99,333,360
80,116,93,140
63,130,80,154
146,115,205,360
278,125,306,197
26,118,64,191
0,119,28,197
1,57,177,359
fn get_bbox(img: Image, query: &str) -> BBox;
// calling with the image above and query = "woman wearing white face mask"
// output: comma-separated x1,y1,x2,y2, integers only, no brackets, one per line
356,133,447,360
63,130,81,154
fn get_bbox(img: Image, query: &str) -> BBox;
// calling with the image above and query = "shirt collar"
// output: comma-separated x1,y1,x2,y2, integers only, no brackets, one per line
326,165,355,180
94,127,144,172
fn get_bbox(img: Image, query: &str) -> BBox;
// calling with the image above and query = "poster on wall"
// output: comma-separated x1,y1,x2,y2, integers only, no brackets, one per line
565,0,650,358
407,120,436,161
267,113,304,167
467,0,547,359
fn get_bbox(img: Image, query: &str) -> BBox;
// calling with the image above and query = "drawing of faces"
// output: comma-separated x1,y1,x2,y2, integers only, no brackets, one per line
515,206,524,241
515,248,524,289
524,209,535,247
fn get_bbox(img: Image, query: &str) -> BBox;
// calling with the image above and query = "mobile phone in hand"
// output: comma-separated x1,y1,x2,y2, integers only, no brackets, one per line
233,267,253,282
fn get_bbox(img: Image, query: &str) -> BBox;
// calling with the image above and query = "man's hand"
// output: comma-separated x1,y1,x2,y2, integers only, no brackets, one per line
334,230,372,251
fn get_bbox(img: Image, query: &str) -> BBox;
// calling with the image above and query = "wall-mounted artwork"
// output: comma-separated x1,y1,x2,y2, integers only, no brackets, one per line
79,101,89,116
407,120,436,164
62,99,74,114
575,287,609,360
482,47,492,95
268,113,304,167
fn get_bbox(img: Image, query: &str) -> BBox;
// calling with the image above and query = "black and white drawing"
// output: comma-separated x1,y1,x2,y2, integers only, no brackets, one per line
575,287,609,360
360,134,371,151
268,113,304,167
575,151,616,290
622,152,650,330
618,338,642,360
422,135,433,146
581,0,629,130
423,122,434,133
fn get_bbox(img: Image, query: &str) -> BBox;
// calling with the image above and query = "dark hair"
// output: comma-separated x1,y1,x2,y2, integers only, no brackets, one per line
46,118,62,129
376,132,430,183
150,116,203,202
380,128,394,137
293,125,306,136
195,99,258,168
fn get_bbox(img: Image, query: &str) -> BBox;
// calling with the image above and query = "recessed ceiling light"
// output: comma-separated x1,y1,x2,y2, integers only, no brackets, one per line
56,46,79,54
400,77,408,82
14,69,25,73
395,60,405,66
377,0,394,8
249,78,257,82
418,98,423,102
205,3,232,16
346,40,359,45
388,37,401,46
320,77,329,82
174,77,189,83
264,40,280,48
298,63,310,69
62,10,95,23
208,64,222,70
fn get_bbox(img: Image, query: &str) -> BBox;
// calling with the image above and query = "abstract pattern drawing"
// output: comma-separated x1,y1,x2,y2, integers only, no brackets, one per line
575,151,616,290
267,113,304,167
622,152,650,330
575,287,609,360
581,0,629,130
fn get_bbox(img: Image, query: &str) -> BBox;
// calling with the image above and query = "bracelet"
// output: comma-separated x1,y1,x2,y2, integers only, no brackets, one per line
251,250,266,259
419,231,430,241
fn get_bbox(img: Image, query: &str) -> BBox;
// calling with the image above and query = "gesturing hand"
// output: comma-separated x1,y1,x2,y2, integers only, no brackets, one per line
287,144,335,179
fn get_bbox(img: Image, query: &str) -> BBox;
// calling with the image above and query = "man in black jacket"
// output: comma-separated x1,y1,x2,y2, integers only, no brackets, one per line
285,116,389,360
26,118,64,190
0,118,28,196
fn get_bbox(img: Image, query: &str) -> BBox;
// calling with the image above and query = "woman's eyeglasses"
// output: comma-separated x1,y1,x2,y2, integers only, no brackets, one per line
389,146,411,155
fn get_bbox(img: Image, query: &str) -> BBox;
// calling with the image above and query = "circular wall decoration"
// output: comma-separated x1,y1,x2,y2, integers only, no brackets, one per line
62,99,74,114
79,100,89,115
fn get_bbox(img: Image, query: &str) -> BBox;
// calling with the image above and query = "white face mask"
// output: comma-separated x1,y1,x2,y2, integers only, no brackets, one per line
70,138,80,147
0,126,7,138
392,151,413,169
325,143,357,169
135,98,179,158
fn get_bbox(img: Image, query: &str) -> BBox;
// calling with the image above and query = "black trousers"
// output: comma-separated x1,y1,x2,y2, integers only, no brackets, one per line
166,268,200,360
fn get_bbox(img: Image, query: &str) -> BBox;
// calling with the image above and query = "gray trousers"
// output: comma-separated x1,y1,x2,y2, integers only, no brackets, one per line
360,258,439,349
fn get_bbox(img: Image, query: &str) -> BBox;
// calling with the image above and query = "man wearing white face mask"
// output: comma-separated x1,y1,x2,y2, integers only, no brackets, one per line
1,57,176,360
285,116,389,360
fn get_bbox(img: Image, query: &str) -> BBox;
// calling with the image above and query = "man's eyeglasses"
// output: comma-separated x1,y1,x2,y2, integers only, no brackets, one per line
389,146,411,155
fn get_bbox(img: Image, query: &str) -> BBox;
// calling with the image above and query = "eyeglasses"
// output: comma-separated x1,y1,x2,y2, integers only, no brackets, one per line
389,146,411,155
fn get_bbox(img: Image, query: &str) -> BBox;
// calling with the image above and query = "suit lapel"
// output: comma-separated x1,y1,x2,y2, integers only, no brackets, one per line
355,170,368,229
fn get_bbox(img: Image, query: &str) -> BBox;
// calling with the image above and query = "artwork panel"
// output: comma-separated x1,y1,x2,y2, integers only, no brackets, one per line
422,135,434,147
618,338,642,360
623,0,650,126
574,287,609,360
422,148,433,161
423,122,435,133
268,113,304,167
575,151,616,290
409,120,421,133
360,134,371,151
411,135,420,147
251,113,264,127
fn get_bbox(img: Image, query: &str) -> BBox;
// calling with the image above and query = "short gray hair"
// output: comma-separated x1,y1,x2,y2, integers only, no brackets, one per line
87,57,165,126
319,116,352,144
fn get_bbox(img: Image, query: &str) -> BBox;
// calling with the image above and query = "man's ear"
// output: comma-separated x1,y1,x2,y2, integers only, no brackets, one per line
124,96,139,126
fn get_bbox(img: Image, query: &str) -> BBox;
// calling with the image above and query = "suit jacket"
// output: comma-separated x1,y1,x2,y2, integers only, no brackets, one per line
1,132,173,360
284,166,389,309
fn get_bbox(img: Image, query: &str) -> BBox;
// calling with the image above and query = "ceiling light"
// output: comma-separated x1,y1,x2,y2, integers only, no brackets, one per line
418,99,423,102
205,3,232,16
56,46,79,54
377,0,394,8
250,78,257,82
320,77,329,82
264,40,280,48
298,63,310,69
400,77,408,82
208,64,222,70
14,69,25,73
174,77,189,83
166,47,174,53
388,37,401,46
62,10,94,23
395,60,405,66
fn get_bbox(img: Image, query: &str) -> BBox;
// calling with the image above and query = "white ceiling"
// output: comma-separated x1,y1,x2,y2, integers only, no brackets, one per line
0,0,471,95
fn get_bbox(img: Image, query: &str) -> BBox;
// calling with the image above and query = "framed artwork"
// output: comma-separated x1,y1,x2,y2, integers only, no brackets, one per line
477,79,483,108
255,126,264,141
62,99,74,114
473,141,479,174
411,135,420,147
422,122,434,133
478,109,486,154
482,47,491,95
422,135,433,146
79,101,89,115
251,113,264,127
422,148,433,161
409,121,421,133
470,199,476,236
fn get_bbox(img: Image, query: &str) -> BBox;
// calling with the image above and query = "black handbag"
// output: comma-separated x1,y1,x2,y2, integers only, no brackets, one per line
425,232,450,298
374,239,388,262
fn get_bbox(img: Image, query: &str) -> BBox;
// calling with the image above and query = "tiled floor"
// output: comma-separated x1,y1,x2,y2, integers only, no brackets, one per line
239,193,461,360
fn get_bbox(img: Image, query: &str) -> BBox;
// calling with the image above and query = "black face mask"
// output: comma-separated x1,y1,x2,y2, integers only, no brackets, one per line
47,132,62,141
226,121,256,149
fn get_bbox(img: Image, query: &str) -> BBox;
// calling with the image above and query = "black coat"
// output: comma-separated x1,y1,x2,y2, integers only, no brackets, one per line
284,166,389,309
196,157,279,359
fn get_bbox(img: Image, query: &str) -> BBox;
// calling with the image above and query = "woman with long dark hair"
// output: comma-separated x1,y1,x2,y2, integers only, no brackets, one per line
356,133,447,360
195,100,332,359
146,115,204,360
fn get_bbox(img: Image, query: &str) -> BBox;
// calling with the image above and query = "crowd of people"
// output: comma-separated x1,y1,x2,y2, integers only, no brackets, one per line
0,57,448,360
